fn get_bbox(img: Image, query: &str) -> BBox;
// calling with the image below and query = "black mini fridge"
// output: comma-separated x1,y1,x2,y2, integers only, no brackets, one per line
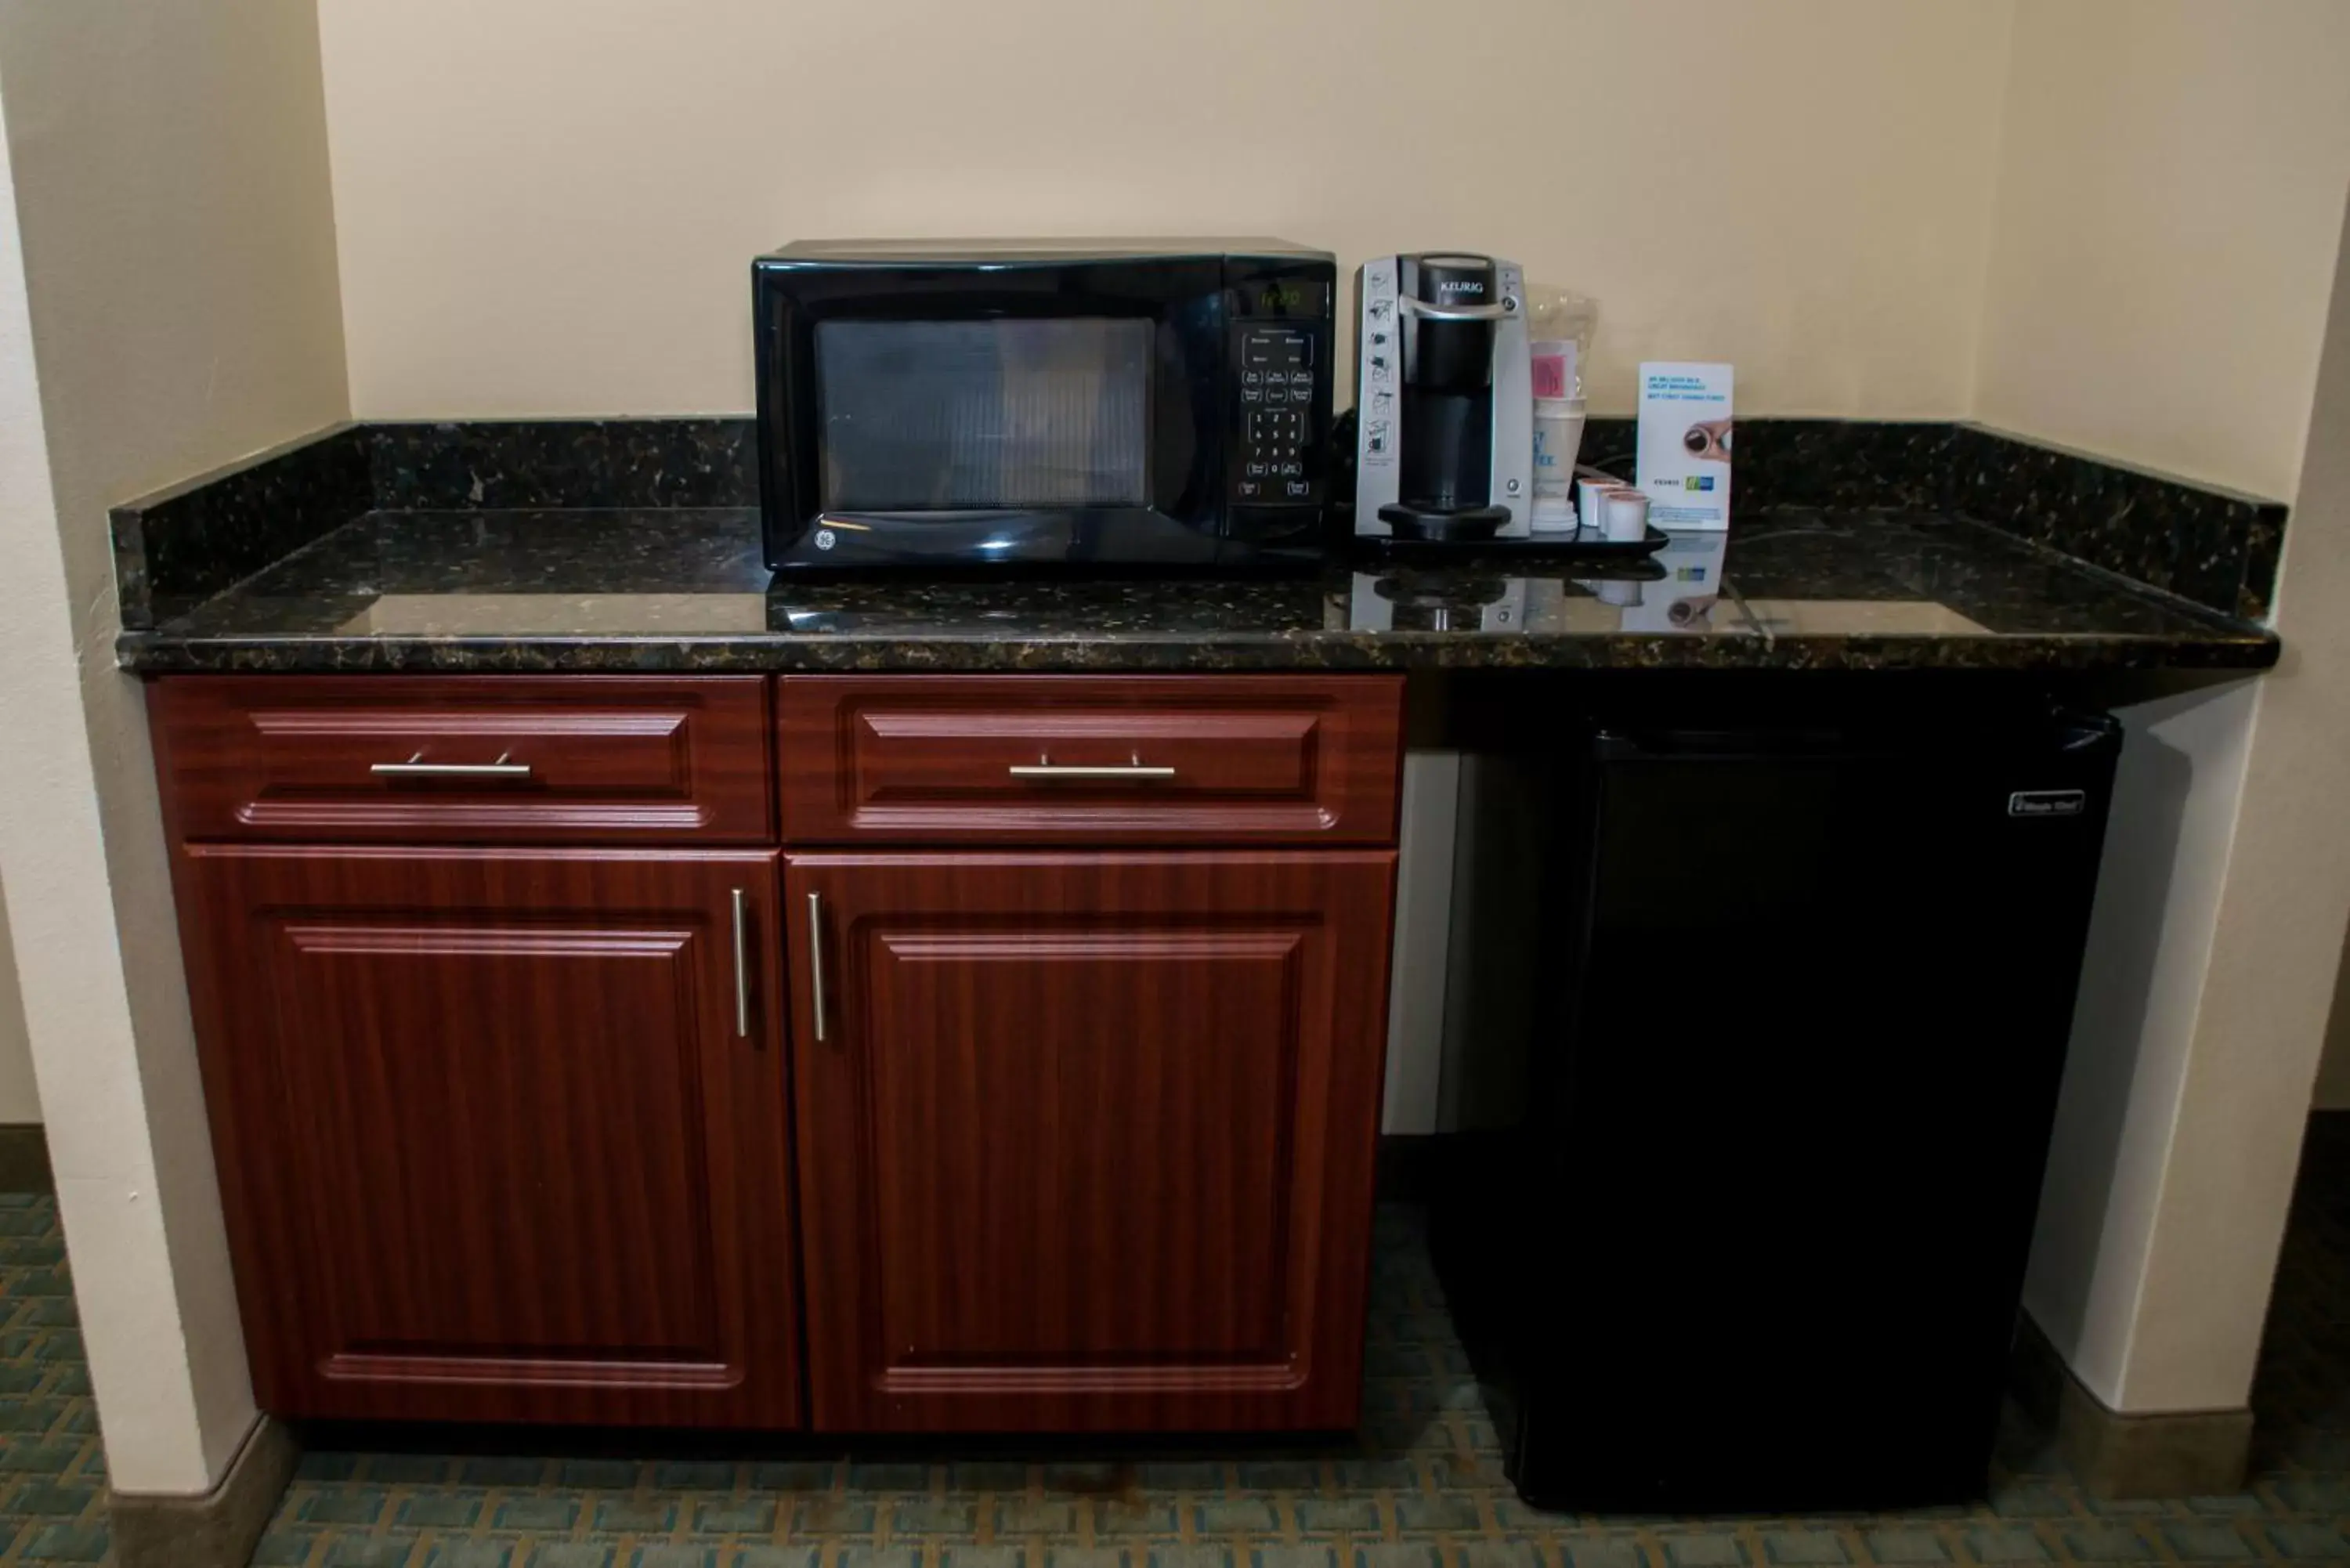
1431,705,2122,1513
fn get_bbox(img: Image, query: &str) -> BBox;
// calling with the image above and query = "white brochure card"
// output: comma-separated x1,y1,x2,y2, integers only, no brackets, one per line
1636,363,1734,530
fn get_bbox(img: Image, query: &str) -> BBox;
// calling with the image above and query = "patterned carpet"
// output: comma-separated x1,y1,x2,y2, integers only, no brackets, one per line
5,1122,2350,1563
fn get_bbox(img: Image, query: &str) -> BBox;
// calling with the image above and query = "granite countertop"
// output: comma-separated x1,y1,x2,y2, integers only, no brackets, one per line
113,503,2279,675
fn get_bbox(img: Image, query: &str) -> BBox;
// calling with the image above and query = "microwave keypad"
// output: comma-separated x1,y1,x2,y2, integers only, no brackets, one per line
1237,328,1318,503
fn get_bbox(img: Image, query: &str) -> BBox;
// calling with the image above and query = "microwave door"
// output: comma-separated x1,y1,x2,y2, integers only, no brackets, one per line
815,319,1155,514
755,255,1232,569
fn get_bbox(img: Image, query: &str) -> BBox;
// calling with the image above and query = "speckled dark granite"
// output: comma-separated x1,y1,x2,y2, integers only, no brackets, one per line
369,418,754,510
1582,416,2290,617
1945,425,2290,620
111,504,2275,675
1578,417,1959,515
111,424,371,630
114,416,2289,637
112,418,752,630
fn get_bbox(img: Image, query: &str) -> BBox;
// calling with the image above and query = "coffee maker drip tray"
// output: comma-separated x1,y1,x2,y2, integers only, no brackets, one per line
1376,502,1512,543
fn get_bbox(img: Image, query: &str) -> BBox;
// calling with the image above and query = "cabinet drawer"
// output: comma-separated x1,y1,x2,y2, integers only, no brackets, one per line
777,675,1402,845
150,676,773,844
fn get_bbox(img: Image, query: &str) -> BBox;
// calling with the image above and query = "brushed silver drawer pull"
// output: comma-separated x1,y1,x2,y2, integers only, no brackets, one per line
371,751,533,779
1007,752,1177,781
730,887,752,1041
806,891,829,1045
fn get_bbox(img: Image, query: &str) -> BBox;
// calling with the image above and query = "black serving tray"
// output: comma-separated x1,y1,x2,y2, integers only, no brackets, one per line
1353,524,1672,569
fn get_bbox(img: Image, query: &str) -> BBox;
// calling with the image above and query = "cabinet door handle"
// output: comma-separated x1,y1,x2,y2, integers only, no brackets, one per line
1007,753,1176,781
371,751,533,779
730,888,751,1040
806,891,829,1044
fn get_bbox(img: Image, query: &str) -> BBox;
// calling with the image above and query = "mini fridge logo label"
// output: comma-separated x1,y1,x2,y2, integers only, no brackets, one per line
2009,789,2087,818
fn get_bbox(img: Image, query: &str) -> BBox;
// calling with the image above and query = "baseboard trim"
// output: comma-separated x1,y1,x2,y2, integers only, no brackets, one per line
2010,1312,2252,1499
0,1124,52,1194
109,1413,298,1568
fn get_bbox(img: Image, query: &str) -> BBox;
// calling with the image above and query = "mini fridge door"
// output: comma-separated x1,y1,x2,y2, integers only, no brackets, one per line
1468,710,2120,1512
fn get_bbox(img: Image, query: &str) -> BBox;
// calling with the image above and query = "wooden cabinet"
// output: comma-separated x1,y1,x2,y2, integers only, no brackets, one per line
150,675,774,844
777,675,1403,845
151,670,1405,1436
174,845,801,1427
785,849,1396,1432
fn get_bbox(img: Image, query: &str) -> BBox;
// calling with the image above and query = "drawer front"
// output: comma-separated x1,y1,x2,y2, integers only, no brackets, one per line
778,675,1402,845
151,676,773,844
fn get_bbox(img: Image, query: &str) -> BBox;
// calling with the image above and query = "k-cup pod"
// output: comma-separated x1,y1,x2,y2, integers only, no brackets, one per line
1603,486,1650,544
1585,576,1643,608
1577,475,1610,536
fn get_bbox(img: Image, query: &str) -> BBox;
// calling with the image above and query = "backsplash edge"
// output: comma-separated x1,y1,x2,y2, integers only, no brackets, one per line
115,415,2285,629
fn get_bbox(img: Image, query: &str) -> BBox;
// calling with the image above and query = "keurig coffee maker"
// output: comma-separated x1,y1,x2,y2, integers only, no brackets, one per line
1352,254,1533,542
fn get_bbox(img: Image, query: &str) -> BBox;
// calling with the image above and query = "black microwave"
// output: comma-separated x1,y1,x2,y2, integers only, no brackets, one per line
751,239,1336,573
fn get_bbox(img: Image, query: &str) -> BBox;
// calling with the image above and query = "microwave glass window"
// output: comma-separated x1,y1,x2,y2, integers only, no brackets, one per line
815,319,1152,510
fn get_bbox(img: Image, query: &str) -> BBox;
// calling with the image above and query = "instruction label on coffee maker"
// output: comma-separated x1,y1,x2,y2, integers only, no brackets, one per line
1637,362,1734,530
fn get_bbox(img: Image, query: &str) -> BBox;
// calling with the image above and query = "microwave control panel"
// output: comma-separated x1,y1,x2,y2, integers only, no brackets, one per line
1231,323,1323,507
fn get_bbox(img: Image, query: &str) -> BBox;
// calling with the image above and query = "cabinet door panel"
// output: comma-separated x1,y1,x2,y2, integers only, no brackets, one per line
865,925,1297,1364
788,851,1395,1432
180,846,800,1427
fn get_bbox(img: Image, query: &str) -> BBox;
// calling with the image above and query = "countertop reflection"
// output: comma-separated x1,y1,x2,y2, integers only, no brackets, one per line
116,506,2276,675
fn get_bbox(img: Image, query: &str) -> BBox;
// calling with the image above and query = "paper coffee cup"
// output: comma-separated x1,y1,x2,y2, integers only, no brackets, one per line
1530,341,1578,401
1530,397,1586,533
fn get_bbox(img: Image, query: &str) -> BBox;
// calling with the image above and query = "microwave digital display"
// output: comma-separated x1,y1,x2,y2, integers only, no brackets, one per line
1243,280,1331,317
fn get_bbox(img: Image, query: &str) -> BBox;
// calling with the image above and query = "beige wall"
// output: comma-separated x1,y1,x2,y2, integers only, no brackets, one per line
2316,937,2350,1109
0,895,38,1125
316,0,2015,419
2026,679,2260,1406
2113,183,2350,1411
0,0,348,1495
1979,1,2350,1414
1974,0,2350,500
